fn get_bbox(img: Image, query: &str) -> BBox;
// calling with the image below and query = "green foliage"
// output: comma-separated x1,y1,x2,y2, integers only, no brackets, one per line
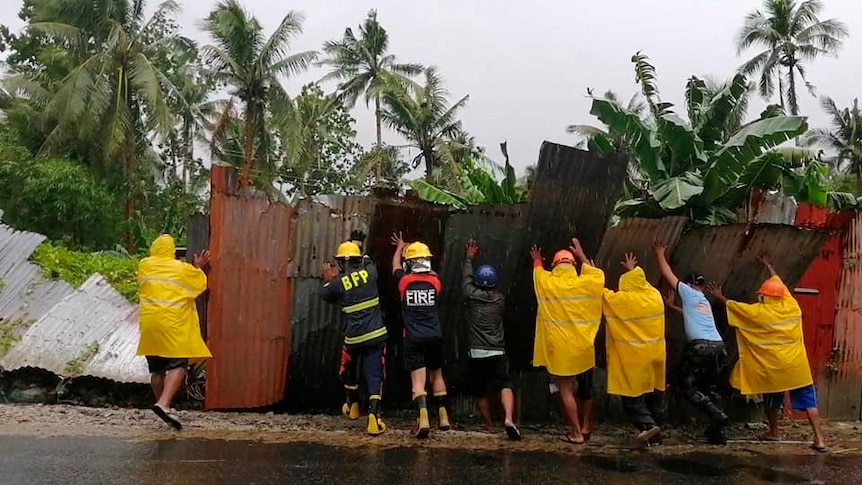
30,242,139,302
64,342,100,376
0,154,120,249
0,317,32,358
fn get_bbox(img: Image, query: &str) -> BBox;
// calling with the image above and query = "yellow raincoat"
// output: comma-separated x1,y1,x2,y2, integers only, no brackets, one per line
136,235,212,360
726,276,812,395
533,262,604,376
602,267,666,397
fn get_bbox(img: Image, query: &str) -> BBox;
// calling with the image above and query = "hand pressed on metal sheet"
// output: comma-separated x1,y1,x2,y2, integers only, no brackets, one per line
756,251,772,267
569,238,587,263
652,239,668,257
391,232,407,250
621,252,638,272
193,250,211,269
706,282,726,303
465,239,479,259
529,245,543,264
664,288,676,307
322,262,339,282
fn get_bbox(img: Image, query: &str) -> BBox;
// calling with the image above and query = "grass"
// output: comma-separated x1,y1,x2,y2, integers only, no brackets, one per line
0,317,33,358
64,342,100,376
29,242,139,302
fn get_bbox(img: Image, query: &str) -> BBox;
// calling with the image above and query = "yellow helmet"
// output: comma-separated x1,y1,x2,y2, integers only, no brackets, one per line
335,241,361,259
404,242,432,260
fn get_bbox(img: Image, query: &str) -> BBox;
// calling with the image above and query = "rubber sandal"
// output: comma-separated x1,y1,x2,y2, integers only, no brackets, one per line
152,404,183,430
811,444,828,453
505,424,522,441
560,434,585,445
583,432,591,443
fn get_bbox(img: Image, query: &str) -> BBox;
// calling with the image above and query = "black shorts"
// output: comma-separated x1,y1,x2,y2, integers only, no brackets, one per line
468,355,513,397
146,356,189,374
404,338,443,372
549,368,595,400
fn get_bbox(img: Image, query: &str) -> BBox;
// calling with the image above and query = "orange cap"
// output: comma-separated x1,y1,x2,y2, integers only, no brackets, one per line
757,278,785,298
552,250,575,266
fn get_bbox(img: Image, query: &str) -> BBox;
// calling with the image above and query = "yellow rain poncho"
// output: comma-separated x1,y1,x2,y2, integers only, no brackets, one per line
602,267,666,397
136,235,212,360
533,262,604,376
726,276,812,395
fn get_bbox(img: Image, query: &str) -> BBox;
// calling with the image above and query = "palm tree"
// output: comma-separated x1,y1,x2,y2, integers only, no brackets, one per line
803,97,862,191
201,0,317,187
736,0,848,115
319,10,423,149
4,0,191,249
379,67,469,179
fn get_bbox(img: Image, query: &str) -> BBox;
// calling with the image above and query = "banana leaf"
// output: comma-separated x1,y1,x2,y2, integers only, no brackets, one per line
408,180,468,209
652,172,704,210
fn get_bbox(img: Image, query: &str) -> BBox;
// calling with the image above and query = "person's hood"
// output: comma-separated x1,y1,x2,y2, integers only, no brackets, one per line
551,264,577,277
150,234,176,258
619,267,651,292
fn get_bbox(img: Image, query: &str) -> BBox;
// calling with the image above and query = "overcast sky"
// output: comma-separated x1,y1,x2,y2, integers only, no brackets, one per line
2,0,861,173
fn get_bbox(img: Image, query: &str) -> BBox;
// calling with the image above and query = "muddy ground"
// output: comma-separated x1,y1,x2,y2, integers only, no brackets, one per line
0,403,859,456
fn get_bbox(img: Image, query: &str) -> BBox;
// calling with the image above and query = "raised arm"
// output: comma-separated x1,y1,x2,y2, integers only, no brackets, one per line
757,252,778,278
652,239,680,289
663,288,683,315
569,238,589,265
462,239,480,295
390,232,406,275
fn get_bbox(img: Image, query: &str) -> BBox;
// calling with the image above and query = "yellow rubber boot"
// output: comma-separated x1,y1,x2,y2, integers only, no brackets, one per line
367,396,386,436
434,391,451,431
414,393,430,439
341,402,360,420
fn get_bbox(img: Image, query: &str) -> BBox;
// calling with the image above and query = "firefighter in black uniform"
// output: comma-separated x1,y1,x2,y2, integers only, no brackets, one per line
322,230,388,435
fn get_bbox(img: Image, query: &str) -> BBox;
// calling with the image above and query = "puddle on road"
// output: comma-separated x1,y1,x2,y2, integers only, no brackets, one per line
581,454,639,473
655,452,736,478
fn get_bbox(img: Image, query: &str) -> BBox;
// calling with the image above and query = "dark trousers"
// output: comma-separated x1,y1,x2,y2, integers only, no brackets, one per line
340,340,386,397
622,391,664,430
677,340,728,425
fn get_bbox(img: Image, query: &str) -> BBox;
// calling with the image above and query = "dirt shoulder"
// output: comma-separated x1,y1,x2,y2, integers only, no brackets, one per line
0,404,859,456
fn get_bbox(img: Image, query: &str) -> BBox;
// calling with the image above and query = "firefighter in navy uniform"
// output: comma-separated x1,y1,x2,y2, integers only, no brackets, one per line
321,230,388,436
391,232,450,439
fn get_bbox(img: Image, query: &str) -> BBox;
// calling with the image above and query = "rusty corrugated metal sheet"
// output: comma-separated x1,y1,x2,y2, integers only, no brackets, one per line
0,224,75,325
437,204,528,392
1,275,147,383
507,142,629,367
205,166,294,410
289,197,375,278
738,190,798,225
822,213,862,420
595,217,689,290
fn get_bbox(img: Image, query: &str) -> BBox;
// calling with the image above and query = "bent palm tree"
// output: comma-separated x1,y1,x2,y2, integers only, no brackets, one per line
380,67,468,179
802,97,862,191
736,0,848,115
319,9,423,147
201,0,317,186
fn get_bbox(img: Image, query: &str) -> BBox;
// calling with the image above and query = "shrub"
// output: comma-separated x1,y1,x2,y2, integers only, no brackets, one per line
30,242,139,302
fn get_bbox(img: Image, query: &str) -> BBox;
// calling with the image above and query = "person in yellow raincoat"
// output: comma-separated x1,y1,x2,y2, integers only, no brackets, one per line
137,235,212,430
707,253,827,452
602,253,666,445
531,237,604,445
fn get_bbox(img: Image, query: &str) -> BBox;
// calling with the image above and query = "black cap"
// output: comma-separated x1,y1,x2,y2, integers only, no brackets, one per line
684,271,706,286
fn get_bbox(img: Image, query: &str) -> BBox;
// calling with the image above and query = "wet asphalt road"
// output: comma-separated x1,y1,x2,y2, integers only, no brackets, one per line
0,435,853,484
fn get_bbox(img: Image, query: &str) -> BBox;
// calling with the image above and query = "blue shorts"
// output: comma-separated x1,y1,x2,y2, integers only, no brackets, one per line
763,385,817,411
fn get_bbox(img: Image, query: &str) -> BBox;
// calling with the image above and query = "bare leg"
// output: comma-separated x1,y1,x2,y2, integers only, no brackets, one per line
428,369,447,395
501,388,516,426
578,398,593,436
156,367,187,410
411,368,428,396
805,408,827,449
150,372,165,402
477,397,494,431
555,377,583,442
763,407,782,440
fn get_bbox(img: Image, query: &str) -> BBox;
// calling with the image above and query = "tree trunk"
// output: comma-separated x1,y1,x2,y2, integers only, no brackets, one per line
374,96,383,185
788,67,799,116
240,106,257,187
123,148,136,253
423,149,435,180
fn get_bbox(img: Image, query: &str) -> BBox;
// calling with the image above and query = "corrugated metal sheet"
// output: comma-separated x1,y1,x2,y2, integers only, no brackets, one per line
437,205,528,392
507,142,629,367
822,213,862,420
289,197,375,278
205,166,294,410
595,217,689,290
1,275,146,383
0,224,75,324
738,190,798,225
186,213,210,340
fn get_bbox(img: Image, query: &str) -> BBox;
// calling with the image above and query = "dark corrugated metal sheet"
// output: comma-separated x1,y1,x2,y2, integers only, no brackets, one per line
822,213,862,420
437,205,528,392
205,166,294,410
507,142,629,367
186,213,210,340
289,197,375,278
595,217,689,290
